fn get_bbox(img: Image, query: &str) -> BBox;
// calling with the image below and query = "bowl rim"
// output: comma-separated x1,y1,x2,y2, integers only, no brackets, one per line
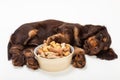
34,44,74,60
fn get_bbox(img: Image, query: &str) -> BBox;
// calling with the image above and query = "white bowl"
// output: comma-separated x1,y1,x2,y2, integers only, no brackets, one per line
34,44,74,72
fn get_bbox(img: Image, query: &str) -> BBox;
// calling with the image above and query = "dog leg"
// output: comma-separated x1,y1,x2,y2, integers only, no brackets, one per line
72,46,86,68
45,33,70,44
8,29,38,67
9,45,25,66
23,48,39,69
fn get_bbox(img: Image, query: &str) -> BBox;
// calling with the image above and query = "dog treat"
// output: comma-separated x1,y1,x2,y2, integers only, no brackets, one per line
8,19,118,70
37,41,71,59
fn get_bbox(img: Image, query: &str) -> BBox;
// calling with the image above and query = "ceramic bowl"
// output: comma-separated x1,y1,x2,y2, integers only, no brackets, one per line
34,44,74,72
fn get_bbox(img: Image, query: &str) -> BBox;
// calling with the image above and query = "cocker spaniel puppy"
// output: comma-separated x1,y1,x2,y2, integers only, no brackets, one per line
8,19,117,69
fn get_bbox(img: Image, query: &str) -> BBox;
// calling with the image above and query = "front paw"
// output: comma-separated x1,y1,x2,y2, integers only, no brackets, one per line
72,53,86,68
72,47,86,68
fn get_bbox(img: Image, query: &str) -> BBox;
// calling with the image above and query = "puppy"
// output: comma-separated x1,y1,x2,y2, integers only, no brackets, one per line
8,19,117,69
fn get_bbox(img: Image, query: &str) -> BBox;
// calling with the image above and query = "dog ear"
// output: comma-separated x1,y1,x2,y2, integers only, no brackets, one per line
96,48,118,60
82,25,103,39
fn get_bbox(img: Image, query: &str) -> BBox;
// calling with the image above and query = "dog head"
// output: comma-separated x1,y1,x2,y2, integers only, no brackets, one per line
83,26,111,55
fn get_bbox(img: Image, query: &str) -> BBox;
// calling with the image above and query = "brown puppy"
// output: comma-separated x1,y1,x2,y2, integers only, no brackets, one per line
8,19,117,69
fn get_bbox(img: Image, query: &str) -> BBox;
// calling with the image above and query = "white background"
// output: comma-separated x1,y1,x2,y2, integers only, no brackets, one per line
0,0,120,80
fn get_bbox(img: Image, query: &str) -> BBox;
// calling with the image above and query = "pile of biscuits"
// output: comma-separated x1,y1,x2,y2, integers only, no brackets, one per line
37,41,71,59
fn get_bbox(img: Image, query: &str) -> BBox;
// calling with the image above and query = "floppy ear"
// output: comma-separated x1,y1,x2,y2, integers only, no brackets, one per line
82,25,103,39
96,48,118,60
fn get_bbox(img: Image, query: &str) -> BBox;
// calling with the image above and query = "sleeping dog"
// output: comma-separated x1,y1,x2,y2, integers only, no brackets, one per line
8,19,118,69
